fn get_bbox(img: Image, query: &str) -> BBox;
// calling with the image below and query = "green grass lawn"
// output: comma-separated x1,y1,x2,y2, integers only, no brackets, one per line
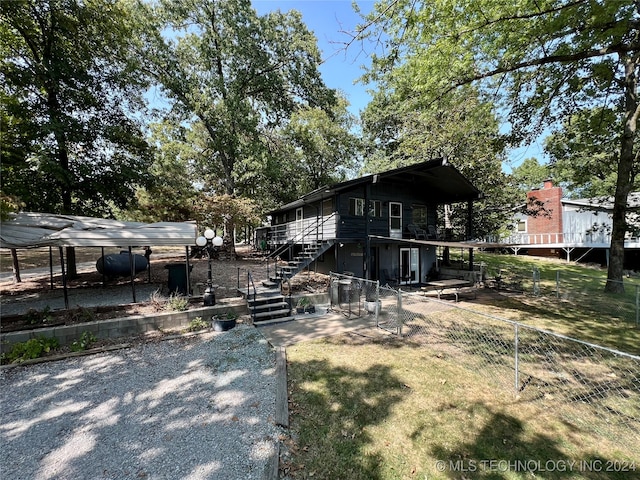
283,334,639,480
282,253,639,479
458,252,640,355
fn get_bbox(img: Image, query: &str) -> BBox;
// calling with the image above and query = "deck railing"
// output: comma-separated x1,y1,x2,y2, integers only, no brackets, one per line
485,231,640,246
269,212,338,246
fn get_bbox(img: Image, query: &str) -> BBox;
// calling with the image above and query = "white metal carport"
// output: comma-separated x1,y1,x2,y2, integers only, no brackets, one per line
1,212,198,307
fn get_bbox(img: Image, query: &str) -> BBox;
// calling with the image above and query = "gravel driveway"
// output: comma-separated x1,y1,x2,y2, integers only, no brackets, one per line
0,324,280,480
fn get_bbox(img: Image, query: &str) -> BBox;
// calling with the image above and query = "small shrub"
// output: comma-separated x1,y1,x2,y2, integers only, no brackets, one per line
25,306,53,325
222,310,238,320
4,336,60,363
70,331,98,352
69,307,95,323
149,289,168,311
296,297,311,308
165,293,189,312
187,317,209,332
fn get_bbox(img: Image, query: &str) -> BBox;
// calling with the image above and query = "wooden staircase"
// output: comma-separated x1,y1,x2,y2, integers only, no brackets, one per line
272,240,334,283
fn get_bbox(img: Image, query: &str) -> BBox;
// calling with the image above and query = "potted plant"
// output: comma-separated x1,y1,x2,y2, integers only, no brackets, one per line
212,310,237,332
296,297,315,314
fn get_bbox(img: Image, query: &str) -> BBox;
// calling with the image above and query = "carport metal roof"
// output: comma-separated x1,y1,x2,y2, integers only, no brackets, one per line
1,212,198,249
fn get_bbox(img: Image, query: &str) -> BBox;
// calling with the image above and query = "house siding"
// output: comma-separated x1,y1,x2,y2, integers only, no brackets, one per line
266,160,482,281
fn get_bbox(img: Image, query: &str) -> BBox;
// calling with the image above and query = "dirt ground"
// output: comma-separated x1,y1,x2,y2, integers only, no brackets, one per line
0,244,330,333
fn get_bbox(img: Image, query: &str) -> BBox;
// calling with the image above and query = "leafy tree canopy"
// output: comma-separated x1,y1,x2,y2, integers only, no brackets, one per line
359,0,639,290
284,94,362,192
137,0,344,248
1,0,153,216
545,107,639,199
143,0,337,192
123,120,200,222
361,79,512,238
509,157,550,195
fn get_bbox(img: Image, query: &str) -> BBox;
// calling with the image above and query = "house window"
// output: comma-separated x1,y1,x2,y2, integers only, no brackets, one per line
390,202,402,231
322,198,333,216
349,197,365,216
517,220,526,232
369,200,382,217
412,205,427,228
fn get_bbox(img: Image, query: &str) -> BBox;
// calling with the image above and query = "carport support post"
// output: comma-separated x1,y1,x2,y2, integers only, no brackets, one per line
58,246,69,309
185,246,191,296
101,247,106,286
128,246,137,303
49,247,54,290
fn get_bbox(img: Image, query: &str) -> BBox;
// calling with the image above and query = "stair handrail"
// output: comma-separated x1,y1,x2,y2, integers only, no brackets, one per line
247,270,257,322
267,212,336,261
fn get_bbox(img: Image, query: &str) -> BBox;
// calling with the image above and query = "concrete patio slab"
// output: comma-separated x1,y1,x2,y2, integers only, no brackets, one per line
255,308,386,347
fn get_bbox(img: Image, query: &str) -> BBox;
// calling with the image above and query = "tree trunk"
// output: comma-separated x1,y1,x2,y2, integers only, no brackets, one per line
11,248,21,283
605,53,638,293
66,246,78,279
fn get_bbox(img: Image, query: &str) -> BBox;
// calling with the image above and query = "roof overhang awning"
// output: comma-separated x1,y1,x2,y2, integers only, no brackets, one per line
269,159,482,215
368,235,518,249
1,212,198,249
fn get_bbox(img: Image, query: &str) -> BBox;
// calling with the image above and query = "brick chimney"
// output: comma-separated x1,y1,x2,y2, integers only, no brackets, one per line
526,179,563,242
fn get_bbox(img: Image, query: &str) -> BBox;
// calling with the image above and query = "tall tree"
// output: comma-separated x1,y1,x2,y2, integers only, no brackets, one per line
142,0,337,251
1,0,153,216
360,0,639,292
123,120,200,222
361,84,512,239
284,95,361,192
545,107,637,199
2,0,154,276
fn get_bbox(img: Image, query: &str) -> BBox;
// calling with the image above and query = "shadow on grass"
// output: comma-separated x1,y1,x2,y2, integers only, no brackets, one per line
472,289,640,355
286,357,407,479
430,403,633,480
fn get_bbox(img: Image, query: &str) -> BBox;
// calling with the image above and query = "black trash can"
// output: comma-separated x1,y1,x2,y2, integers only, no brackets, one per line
165,263,193,295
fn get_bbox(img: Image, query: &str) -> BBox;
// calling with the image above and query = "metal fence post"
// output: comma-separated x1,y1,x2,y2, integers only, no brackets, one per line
636,284,639,327
397,289,403,336
375,280,380,324
514,323,519,394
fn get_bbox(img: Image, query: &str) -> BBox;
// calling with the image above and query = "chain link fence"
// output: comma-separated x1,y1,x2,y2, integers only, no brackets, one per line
400,289,639,443
327,272,406,334
479,263,640,326
329,272,640,445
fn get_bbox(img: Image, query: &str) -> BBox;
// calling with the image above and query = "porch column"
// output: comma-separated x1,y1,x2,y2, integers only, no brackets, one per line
467,199,474,271
365,183,371,279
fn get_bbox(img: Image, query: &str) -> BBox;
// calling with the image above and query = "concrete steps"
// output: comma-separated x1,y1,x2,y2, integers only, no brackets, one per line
247,291,292,323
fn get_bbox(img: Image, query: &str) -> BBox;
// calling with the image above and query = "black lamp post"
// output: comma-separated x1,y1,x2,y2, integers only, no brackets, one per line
195,228,223,306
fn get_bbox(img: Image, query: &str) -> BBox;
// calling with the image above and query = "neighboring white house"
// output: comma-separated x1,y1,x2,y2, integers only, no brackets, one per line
493,180,640,266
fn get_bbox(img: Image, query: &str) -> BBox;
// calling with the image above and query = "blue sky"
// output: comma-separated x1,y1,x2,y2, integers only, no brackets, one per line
252,1,546,171
252,0,376,115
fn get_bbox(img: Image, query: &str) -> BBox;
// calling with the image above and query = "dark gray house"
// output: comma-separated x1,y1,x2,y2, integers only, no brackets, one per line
264,159,482,286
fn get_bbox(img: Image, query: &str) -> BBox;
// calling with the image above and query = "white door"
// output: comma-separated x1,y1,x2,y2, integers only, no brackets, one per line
296,207,303,239
389,202,402,239
400,247,419,285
